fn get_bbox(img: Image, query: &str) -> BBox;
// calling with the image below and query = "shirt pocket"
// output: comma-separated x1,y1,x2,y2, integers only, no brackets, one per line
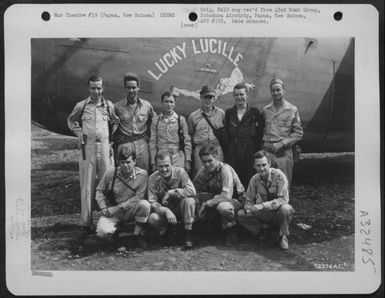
168,122,179,137
120,114,132,123
264,114,273,128
100,114,109,129
195,120,208,132
112,183,123,199
278,112,294,127
136,113,148,122
81,115,93,123
268,186,276,194
278,119,292,127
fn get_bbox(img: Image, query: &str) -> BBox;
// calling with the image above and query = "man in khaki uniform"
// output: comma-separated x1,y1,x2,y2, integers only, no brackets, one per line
237,150,294,249
262,78,303,188
95,150,150,247
193,144,245,244
149,92,192,174
147,152,196,248
187,85,225,175
67,75,118,232
113,72,156,172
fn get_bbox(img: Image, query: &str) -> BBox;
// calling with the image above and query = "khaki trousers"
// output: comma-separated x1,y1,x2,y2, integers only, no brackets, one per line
266,148,294,189
79,140,112,227
96,200,151,239
237,204,294,236
148,197,196,232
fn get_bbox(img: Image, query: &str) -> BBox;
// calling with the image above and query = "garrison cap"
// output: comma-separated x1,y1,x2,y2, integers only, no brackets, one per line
270,78,284,88
200,85,216,96
124,72,140,86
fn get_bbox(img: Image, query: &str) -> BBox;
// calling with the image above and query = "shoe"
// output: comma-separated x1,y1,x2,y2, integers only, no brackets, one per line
279,236,289,250
223,226,238,245
80,235,115,254
133,234,149,250
80,225,96,235
80,226,91,233
184,230,194,249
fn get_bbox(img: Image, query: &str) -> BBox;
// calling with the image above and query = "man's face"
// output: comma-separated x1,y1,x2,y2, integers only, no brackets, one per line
161,95,176,114
157,156,173,179
201,154,219,173
201,93,216,110
270,83,285,101
119,156,136,175
89,80,104,101
233,88,248,106
254,156,271,179
125,80,139,100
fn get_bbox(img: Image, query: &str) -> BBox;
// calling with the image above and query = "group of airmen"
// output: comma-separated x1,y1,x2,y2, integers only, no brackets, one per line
67,72,303,251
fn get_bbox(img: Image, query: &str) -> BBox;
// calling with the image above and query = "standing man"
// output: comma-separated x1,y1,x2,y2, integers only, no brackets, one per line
262,78,303,188
193,144,245,244
95,150,150,247
237,150,294,250
147,152,196,248
149,92,192,174
187,85,226,175
225,83,264,188
113,72,156,172
67,75,118,232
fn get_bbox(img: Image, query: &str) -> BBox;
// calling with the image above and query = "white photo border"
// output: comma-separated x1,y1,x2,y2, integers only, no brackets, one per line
4,3,381,295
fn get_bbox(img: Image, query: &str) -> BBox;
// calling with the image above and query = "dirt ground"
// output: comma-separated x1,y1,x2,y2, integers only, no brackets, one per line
31,124,355,271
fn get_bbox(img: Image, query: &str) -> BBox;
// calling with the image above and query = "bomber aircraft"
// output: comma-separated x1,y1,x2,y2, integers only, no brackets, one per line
31,37,354,153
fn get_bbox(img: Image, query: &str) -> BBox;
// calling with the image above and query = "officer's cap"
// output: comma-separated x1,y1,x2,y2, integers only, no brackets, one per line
200,85,216,97
270,78,284,88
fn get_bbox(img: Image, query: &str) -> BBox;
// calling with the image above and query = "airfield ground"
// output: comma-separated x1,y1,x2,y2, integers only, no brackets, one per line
31,124,354,271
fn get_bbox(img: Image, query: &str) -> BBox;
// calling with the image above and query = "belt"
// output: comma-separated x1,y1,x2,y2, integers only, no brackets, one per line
88,136,108,143
263,142,291,157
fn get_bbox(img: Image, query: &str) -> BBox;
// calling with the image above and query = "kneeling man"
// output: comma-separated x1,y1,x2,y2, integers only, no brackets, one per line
193,144,245,244
237,150,294,249
95,149,150,247
147,152,196,248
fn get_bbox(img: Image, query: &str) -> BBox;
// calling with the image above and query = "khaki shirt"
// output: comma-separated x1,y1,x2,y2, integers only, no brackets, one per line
148,166,196,211
149,112,192,165
114,97,155,136
187,106,225,145
95,166,148,209
245,168,289,211
262,99,303,148
67,97,118,140
193,162,244,207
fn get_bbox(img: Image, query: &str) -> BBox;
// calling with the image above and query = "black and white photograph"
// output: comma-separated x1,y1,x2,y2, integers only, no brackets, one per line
4,3,381,295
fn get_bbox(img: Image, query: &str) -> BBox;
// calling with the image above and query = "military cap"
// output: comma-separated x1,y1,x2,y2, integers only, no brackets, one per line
270,78,284,88
200,85,216,96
